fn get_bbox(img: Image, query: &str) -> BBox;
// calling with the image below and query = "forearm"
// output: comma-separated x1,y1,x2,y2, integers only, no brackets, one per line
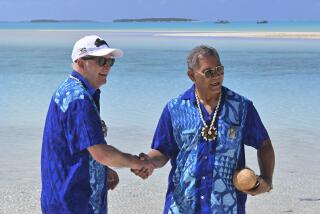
103,146,140,169
244,140,275,196
257,139,275,184
148,149,169,168
88,144,140,169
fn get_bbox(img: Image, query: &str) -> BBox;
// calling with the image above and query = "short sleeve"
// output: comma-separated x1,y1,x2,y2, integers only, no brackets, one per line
151,105,178,158
242,101,270,149
64,98,106,154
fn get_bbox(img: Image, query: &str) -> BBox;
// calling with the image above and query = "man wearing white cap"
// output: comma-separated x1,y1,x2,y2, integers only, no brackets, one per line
41,35,154,213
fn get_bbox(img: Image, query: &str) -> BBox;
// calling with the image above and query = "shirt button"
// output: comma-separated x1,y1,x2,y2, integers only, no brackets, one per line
202,176,206,180
204,156,208,160
201,196,205,200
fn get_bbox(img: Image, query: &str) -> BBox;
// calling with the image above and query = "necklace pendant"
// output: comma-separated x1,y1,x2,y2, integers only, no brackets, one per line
201,126,217,141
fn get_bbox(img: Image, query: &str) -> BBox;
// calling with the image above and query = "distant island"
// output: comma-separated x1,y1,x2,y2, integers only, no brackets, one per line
30,19,96,23
257,20,268,24
214,20,230,24
113,18,195,22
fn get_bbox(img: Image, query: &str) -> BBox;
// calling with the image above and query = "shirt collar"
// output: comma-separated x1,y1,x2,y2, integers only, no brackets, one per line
71,70,97,96
181,84,226,106
181,84,197,104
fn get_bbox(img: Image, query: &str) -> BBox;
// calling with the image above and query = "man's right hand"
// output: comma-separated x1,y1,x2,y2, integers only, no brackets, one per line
131,153,155,179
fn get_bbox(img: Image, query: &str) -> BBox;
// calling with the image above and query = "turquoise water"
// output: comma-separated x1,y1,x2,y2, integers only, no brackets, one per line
0,21,320,31
0,24,320,186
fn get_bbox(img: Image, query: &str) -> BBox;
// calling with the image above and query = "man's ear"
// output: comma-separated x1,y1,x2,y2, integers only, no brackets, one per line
187,69,195,82
76,59,85,69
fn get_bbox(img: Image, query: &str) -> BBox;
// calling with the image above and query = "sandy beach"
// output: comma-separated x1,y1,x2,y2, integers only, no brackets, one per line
154,31,320,39
1,123,320,213
2,29,320,41
1,163,320,214
1,127,320,214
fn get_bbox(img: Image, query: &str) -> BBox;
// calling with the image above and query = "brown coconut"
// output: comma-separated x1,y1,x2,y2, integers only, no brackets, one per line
233,168,258,191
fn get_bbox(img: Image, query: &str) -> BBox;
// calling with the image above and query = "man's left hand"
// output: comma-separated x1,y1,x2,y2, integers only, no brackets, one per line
107,168,119,190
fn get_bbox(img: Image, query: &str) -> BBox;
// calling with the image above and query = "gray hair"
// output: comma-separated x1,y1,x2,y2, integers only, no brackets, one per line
187,45,221,70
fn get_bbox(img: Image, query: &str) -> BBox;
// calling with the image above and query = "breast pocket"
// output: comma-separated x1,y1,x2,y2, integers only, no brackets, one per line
217,123,241,151
228,125,240,142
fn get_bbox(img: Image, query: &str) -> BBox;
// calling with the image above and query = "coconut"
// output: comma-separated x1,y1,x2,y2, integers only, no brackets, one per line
233,168,259,192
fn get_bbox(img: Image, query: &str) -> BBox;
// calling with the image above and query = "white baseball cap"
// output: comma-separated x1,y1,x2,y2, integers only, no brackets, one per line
71,35,124,62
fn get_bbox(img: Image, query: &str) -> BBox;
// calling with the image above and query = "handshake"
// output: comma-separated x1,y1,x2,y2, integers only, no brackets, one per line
131,153,155,179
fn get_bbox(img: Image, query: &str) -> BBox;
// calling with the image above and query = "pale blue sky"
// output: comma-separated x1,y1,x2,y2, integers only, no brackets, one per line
1,0,320,21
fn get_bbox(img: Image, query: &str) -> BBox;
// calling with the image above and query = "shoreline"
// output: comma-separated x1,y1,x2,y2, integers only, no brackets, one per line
1,29,320,39
154,31,320,39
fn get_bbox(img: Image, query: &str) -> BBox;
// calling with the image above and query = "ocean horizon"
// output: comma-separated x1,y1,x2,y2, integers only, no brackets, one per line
0,20,320,32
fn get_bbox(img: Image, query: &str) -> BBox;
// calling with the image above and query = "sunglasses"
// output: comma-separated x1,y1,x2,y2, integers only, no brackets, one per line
202,65,224,78
95,38,109,48
82,56,115,67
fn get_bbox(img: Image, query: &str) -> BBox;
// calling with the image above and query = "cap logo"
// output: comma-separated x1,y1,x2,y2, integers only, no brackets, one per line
79,47,87,54
95,38,109,48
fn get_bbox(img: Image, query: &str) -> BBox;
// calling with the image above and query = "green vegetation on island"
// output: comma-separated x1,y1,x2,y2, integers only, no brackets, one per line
113,18,195,22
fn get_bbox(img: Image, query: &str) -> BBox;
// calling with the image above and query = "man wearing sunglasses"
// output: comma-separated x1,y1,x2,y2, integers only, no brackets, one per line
133,45,275,213
41,35,154,214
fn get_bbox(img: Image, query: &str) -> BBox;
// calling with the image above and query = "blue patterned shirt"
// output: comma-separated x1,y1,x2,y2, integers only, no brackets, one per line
41,71,108,214
151,85,269,214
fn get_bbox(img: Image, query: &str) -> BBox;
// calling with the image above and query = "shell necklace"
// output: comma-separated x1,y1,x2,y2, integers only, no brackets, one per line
195,89,222,141
69,75,108,138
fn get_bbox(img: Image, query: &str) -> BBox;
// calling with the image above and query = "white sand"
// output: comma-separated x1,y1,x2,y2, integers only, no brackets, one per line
2,29,320,40
1,167,320,214
154,31,320,39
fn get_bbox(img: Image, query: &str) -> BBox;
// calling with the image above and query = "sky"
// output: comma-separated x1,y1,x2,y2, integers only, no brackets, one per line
0,0,320,22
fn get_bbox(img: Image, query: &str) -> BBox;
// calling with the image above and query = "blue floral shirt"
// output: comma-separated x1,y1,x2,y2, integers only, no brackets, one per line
41,71,108,214
151,85,269,214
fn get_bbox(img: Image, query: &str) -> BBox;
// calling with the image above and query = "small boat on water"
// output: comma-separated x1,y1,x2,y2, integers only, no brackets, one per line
257,20,268,24
214,20,230,24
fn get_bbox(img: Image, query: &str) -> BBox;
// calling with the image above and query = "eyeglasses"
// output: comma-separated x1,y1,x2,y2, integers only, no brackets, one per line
82,56,115,67
202,65,224,78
